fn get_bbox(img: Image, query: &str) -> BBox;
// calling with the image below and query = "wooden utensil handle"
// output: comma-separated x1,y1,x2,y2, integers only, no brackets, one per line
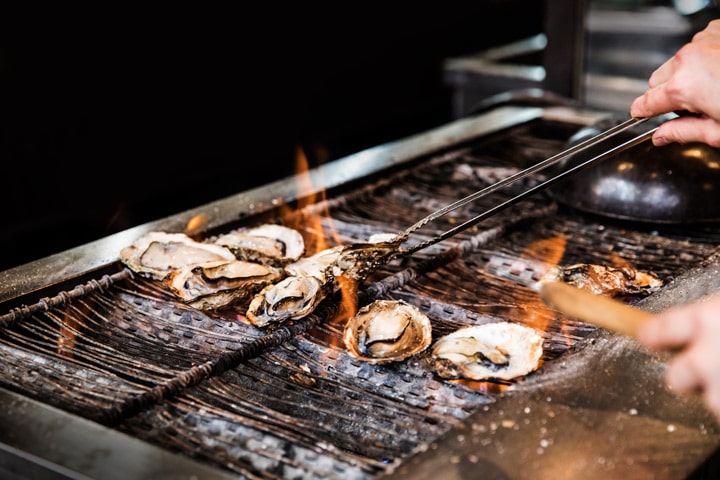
539,281,652,337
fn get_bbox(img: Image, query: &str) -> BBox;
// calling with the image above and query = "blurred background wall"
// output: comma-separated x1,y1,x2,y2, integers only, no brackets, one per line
2,1,715,271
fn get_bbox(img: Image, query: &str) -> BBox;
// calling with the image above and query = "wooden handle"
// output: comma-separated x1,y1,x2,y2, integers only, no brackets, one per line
539,281,653,337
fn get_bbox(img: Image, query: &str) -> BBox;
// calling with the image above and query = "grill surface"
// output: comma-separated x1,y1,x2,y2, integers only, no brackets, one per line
1,105,719,479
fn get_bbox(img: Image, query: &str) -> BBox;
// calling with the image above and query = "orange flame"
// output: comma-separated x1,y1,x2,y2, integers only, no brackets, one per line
57,312,79,359
289,146,359,327
520,234,568,335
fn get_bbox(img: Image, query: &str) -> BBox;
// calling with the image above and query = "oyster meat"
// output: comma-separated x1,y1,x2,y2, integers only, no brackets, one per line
213,224,305,265
164,259,284,310
119,231,236,280
430,323,544,381
343,299,432,364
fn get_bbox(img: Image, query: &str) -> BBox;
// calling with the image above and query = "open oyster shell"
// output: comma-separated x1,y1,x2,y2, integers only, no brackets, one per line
343,299,432,364
245,234,402,327
246,275,334,327
119,232,236,280
164,259,284,310
545,263,663,296
245,246,343,327
213,224,305,266
430,323,544,381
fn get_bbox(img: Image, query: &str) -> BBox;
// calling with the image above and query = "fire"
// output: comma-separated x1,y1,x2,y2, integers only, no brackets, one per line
523,234,567,267
57,310,82,359
520,234,568,334
286,146,359,326
185,214,209,238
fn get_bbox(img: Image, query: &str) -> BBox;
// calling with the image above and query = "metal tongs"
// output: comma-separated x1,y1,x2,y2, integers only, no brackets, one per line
392,114,667,255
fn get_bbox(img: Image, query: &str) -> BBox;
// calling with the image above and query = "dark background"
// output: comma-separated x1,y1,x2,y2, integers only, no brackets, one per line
1,4,543,271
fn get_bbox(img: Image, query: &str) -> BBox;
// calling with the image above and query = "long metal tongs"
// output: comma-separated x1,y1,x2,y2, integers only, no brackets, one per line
394,115,662,255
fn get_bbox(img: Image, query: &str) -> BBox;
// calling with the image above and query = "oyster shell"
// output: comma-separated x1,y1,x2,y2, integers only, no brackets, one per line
284,246,343,281
164,259,284,310
245,235,402,327
119,232,236,280
245,246,343,327
332,237,402,282
213,224,305,265
343,299,432,364
547,263,663,296
246,275,333,327
430,323,544,381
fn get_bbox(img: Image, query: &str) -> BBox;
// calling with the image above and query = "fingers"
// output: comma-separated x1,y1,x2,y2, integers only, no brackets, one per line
647,57,673,88
637,296,720,350
630,84,677,119
652,116,720,147
665,349,703,394
637,296,720,411
636,307,695,350
665,339,720,412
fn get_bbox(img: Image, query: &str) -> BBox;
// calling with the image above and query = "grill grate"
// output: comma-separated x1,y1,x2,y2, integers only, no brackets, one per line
1,116,719,479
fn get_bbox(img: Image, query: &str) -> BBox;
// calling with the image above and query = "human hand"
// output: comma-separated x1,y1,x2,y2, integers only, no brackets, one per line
630,19,720,147
636,293,720,422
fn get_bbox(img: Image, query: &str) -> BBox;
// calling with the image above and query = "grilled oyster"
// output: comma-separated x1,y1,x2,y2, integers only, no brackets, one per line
246,275,333,327
246,235,403,327
164,259,284,310
343,299,432,364
430,323,544,381
119,231,236,280
245,246,343,327
213,224,305,266
546,263,663,296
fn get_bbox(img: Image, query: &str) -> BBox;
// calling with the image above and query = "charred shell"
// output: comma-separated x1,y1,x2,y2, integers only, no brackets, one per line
430,323,544,381
164,259,284,310
213,224,305,266
119,231,236,280
343,299,432,364
548,263,663,296
333,237,402,282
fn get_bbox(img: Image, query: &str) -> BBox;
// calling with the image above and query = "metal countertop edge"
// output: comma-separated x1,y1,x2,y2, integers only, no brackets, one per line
0,387,237,480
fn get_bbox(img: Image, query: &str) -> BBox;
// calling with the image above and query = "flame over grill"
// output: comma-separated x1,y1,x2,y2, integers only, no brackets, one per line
1,106,719,479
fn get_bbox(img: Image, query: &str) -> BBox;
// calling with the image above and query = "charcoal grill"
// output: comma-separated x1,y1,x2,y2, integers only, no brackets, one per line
1,104,720,480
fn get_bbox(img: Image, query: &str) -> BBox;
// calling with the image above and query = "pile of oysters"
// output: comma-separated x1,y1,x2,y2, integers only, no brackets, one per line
119,225,401,323
119,225,547,382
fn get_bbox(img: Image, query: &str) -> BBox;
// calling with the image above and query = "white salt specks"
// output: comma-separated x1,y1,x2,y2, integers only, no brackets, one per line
667,424,676,432
628,408,638,416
